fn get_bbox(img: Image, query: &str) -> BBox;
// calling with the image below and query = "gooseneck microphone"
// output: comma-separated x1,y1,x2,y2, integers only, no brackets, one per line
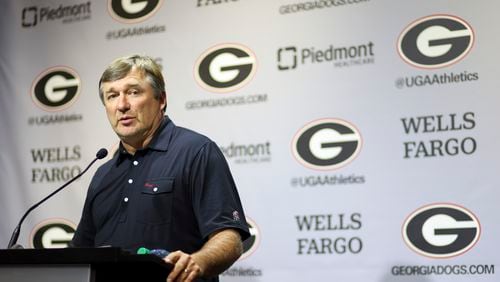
6,148,108,249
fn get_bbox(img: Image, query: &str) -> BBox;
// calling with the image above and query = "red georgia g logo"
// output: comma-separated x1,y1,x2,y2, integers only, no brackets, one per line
31,66,81,112
194,43,257,93
292,118,362,171
398,14,474,69
403,203,480,258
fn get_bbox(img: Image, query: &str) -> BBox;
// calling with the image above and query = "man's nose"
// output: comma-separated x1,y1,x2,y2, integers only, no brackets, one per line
117,94,130,111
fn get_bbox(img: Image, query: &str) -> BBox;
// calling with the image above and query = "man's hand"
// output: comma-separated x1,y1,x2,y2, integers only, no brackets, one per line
164,251,204,282
163,229,243,281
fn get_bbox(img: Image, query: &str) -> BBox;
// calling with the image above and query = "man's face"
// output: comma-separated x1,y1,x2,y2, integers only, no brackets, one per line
101,68,166,145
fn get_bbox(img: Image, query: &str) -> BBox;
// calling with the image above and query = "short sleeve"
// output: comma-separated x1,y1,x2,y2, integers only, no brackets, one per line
189,141,250,242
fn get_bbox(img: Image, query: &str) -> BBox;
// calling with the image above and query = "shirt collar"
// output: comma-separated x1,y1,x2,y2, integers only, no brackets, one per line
115,116,174,165
147,115,173,152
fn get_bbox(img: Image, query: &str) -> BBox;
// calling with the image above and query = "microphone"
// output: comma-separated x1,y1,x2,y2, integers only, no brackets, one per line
6,148,108,249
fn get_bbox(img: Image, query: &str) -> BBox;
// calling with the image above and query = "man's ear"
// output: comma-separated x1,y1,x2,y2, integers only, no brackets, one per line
161,91,167,112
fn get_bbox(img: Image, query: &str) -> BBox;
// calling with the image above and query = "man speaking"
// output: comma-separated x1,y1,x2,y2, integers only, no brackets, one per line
71,55,250,282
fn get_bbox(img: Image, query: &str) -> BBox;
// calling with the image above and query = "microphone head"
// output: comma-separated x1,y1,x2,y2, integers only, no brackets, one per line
96,148,108,159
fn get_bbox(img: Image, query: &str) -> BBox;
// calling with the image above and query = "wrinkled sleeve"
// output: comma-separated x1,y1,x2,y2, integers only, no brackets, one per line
189,141,250,242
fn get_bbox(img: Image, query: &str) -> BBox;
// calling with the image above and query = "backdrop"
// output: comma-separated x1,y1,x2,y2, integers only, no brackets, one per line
0,0,498,281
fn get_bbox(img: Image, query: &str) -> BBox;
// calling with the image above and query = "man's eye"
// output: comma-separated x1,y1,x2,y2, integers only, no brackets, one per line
107,93,118,100
129,89,140,95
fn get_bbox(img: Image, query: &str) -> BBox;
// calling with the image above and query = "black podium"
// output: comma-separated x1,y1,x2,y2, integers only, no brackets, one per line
0,247,172,282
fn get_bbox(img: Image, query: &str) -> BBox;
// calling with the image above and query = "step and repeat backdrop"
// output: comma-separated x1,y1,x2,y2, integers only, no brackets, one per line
0,0,499,281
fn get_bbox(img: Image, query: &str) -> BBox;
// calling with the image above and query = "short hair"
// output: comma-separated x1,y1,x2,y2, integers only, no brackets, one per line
98,54,165,105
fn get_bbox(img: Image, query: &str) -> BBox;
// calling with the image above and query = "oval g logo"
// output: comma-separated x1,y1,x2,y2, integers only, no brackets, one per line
398,15,474,69
195,43,257,93
31,66,81,112
30,219,76,249
403,203,480,258
292,119,362,170
108,0,162,23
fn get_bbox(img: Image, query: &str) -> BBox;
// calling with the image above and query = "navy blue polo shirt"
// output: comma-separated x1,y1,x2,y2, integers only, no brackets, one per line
72,116,249,258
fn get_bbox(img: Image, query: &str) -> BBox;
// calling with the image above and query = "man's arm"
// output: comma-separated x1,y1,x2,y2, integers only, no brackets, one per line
164,228,243,282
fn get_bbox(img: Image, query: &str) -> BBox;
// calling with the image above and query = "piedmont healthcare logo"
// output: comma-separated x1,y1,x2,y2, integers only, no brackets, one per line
31,66,81,112
277,47,297,70
397,14,474,69
402,203,480,258
30,219,76,249
220,141,271,164
108,0,163,23
21,2,91,28
22,7,37,27
194,43,257,93
292,118,362,170
278,42,374,70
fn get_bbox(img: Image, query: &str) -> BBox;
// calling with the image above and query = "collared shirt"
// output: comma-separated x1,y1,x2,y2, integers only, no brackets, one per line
72,117,250,260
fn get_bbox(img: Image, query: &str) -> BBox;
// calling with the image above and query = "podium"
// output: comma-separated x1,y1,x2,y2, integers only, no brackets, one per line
0,247,172,282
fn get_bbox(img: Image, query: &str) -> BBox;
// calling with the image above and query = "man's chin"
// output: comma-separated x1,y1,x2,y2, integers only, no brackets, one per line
116,129,140,141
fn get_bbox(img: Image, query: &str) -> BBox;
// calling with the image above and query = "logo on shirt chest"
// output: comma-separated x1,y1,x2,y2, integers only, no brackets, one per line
141,178,174,195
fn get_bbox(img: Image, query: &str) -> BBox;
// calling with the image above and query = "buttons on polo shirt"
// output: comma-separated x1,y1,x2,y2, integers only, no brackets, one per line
133,160,139,166
119,197,129,222
128,179,133,184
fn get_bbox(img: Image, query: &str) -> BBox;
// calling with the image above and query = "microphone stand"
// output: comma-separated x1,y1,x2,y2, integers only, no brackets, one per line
7,149,107,249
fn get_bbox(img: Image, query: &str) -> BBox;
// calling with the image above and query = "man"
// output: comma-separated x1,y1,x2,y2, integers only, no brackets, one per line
71,55,250,282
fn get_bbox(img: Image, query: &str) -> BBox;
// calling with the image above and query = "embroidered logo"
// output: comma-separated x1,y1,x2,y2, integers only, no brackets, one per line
232,211,240,221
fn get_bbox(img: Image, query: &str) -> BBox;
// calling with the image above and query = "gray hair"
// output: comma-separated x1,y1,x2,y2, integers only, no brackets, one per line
98,54,166,107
